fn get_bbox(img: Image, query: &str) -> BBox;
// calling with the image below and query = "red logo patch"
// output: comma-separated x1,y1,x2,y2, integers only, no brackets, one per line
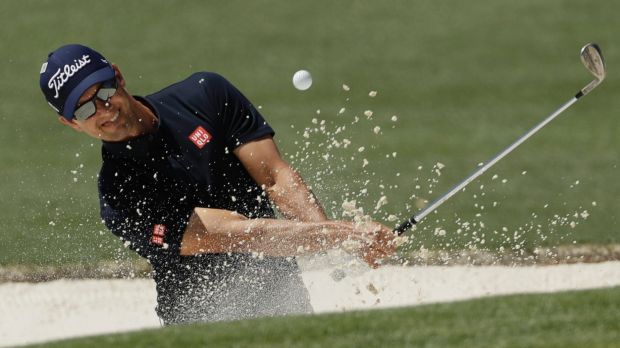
151,224,167,246
189,126,212,149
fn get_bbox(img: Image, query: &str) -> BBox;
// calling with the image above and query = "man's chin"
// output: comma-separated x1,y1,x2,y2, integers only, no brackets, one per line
96,131,130,143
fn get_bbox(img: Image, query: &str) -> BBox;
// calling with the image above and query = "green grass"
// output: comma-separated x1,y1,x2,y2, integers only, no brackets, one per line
30,286,620,348
0,0,619,265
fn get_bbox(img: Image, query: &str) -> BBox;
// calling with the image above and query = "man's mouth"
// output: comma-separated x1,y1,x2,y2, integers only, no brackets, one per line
101,111,120,127
110,111,120,122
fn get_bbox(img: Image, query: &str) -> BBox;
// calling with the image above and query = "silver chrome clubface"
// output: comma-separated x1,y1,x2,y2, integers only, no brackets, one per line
579,43,606,96
581,43,606,80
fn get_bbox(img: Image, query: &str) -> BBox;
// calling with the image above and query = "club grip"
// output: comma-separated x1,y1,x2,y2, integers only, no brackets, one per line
394,217,417,235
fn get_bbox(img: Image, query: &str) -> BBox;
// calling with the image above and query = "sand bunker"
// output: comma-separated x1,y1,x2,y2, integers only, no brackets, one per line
2,260,620,347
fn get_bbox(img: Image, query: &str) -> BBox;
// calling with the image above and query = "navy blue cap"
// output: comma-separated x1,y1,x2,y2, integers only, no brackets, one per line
39,44,115,120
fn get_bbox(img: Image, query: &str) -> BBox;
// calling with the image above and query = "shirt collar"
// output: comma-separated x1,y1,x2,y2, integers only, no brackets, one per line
101,96,166,160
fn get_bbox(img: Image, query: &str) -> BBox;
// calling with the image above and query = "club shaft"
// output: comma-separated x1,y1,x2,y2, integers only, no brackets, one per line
395,95,580,235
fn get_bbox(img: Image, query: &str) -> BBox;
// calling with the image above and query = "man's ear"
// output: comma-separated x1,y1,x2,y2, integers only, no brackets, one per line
111,64,126,88
58,116,82,132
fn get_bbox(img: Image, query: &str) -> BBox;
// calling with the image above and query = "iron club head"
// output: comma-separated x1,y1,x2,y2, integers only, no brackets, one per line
580,43,606,81
578,43,606,97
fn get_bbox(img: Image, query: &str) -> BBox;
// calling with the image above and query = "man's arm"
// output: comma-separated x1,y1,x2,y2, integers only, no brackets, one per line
194,135,397,267
234,136,328,222
180,208,395,267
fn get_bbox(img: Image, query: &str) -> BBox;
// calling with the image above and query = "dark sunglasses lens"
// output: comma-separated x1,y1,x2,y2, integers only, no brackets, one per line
72,79,117,120
74,102,96,121
97,87,117,101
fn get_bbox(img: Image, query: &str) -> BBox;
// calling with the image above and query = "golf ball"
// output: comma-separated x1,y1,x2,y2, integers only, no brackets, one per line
292,69,312,90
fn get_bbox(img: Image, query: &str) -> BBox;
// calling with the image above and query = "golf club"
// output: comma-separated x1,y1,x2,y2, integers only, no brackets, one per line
394,43,606,235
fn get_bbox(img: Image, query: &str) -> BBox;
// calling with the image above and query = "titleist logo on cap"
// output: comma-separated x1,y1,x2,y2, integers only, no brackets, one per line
47,54,91,99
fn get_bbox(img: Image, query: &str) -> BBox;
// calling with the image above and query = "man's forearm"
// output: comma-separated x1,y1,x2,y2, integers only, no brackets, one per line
180,208,361,257
233,137,327,222
266,164,328,222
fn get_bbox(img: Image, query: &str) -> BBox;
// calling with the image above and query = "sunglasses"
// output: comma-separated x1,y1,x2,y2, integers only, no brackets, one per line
73,78,118,121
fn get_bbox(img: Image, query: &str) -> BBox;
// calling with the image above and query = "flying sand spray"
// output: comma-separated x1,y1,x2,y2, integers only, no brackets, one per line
330,43,607,281
394,43,606,235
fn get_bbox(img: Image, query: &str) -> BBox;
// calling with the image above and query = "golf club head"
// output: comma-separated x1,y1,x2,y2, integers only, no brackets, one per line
580,43,606,81
578,43,606,97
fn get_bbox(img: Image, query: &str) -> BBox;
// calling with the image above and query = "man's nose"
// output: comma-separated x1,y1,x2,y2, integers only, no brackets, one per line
95,97,113,112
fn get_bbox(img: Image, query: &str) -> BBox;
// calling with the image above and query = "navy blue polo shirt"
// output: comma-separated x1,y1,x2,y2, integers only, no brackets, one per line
98,73,313,323
99,72,275,267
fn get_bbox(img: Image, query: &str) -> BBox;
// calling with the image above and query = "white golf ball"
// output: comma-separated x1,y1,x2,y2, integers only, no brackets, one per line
292,69,312,90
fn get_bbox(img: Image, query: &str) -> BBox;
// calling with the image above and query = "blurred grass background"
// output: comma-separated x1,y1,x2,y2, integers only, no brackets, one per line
0,0,618,266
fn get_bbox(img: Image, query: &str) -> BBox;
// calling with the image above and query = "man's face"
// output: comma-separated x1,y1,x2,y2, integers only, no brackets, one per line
58,66,148,142
66,80,132,142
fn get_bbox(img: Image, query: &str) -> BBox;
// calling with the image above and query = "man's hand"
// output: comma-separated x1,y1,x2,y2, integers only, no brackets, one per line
355,222,398,268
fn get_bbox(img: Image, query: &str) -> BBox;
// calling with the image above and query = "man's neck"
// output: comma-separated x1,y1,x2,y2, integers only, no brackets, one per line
128,97,159,137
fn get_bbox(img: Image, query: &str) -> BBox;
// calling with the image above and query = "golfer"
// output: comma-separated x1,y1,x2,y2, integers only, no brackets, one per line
39,44,396,324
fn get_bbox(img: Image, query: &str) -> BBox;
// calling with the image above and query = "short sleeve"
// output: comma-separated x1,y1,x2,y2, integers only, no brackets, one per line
199,73,274,149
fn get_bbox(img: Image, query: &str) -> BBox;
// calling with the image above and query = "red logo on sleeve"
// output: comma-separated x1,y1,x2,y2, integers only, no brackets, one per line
189,126,212,149
151,224,167,246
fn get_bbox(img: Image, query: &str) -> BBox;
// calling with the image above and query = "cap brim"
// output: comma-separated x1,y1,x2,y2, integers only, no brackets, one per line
62,66,115,120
